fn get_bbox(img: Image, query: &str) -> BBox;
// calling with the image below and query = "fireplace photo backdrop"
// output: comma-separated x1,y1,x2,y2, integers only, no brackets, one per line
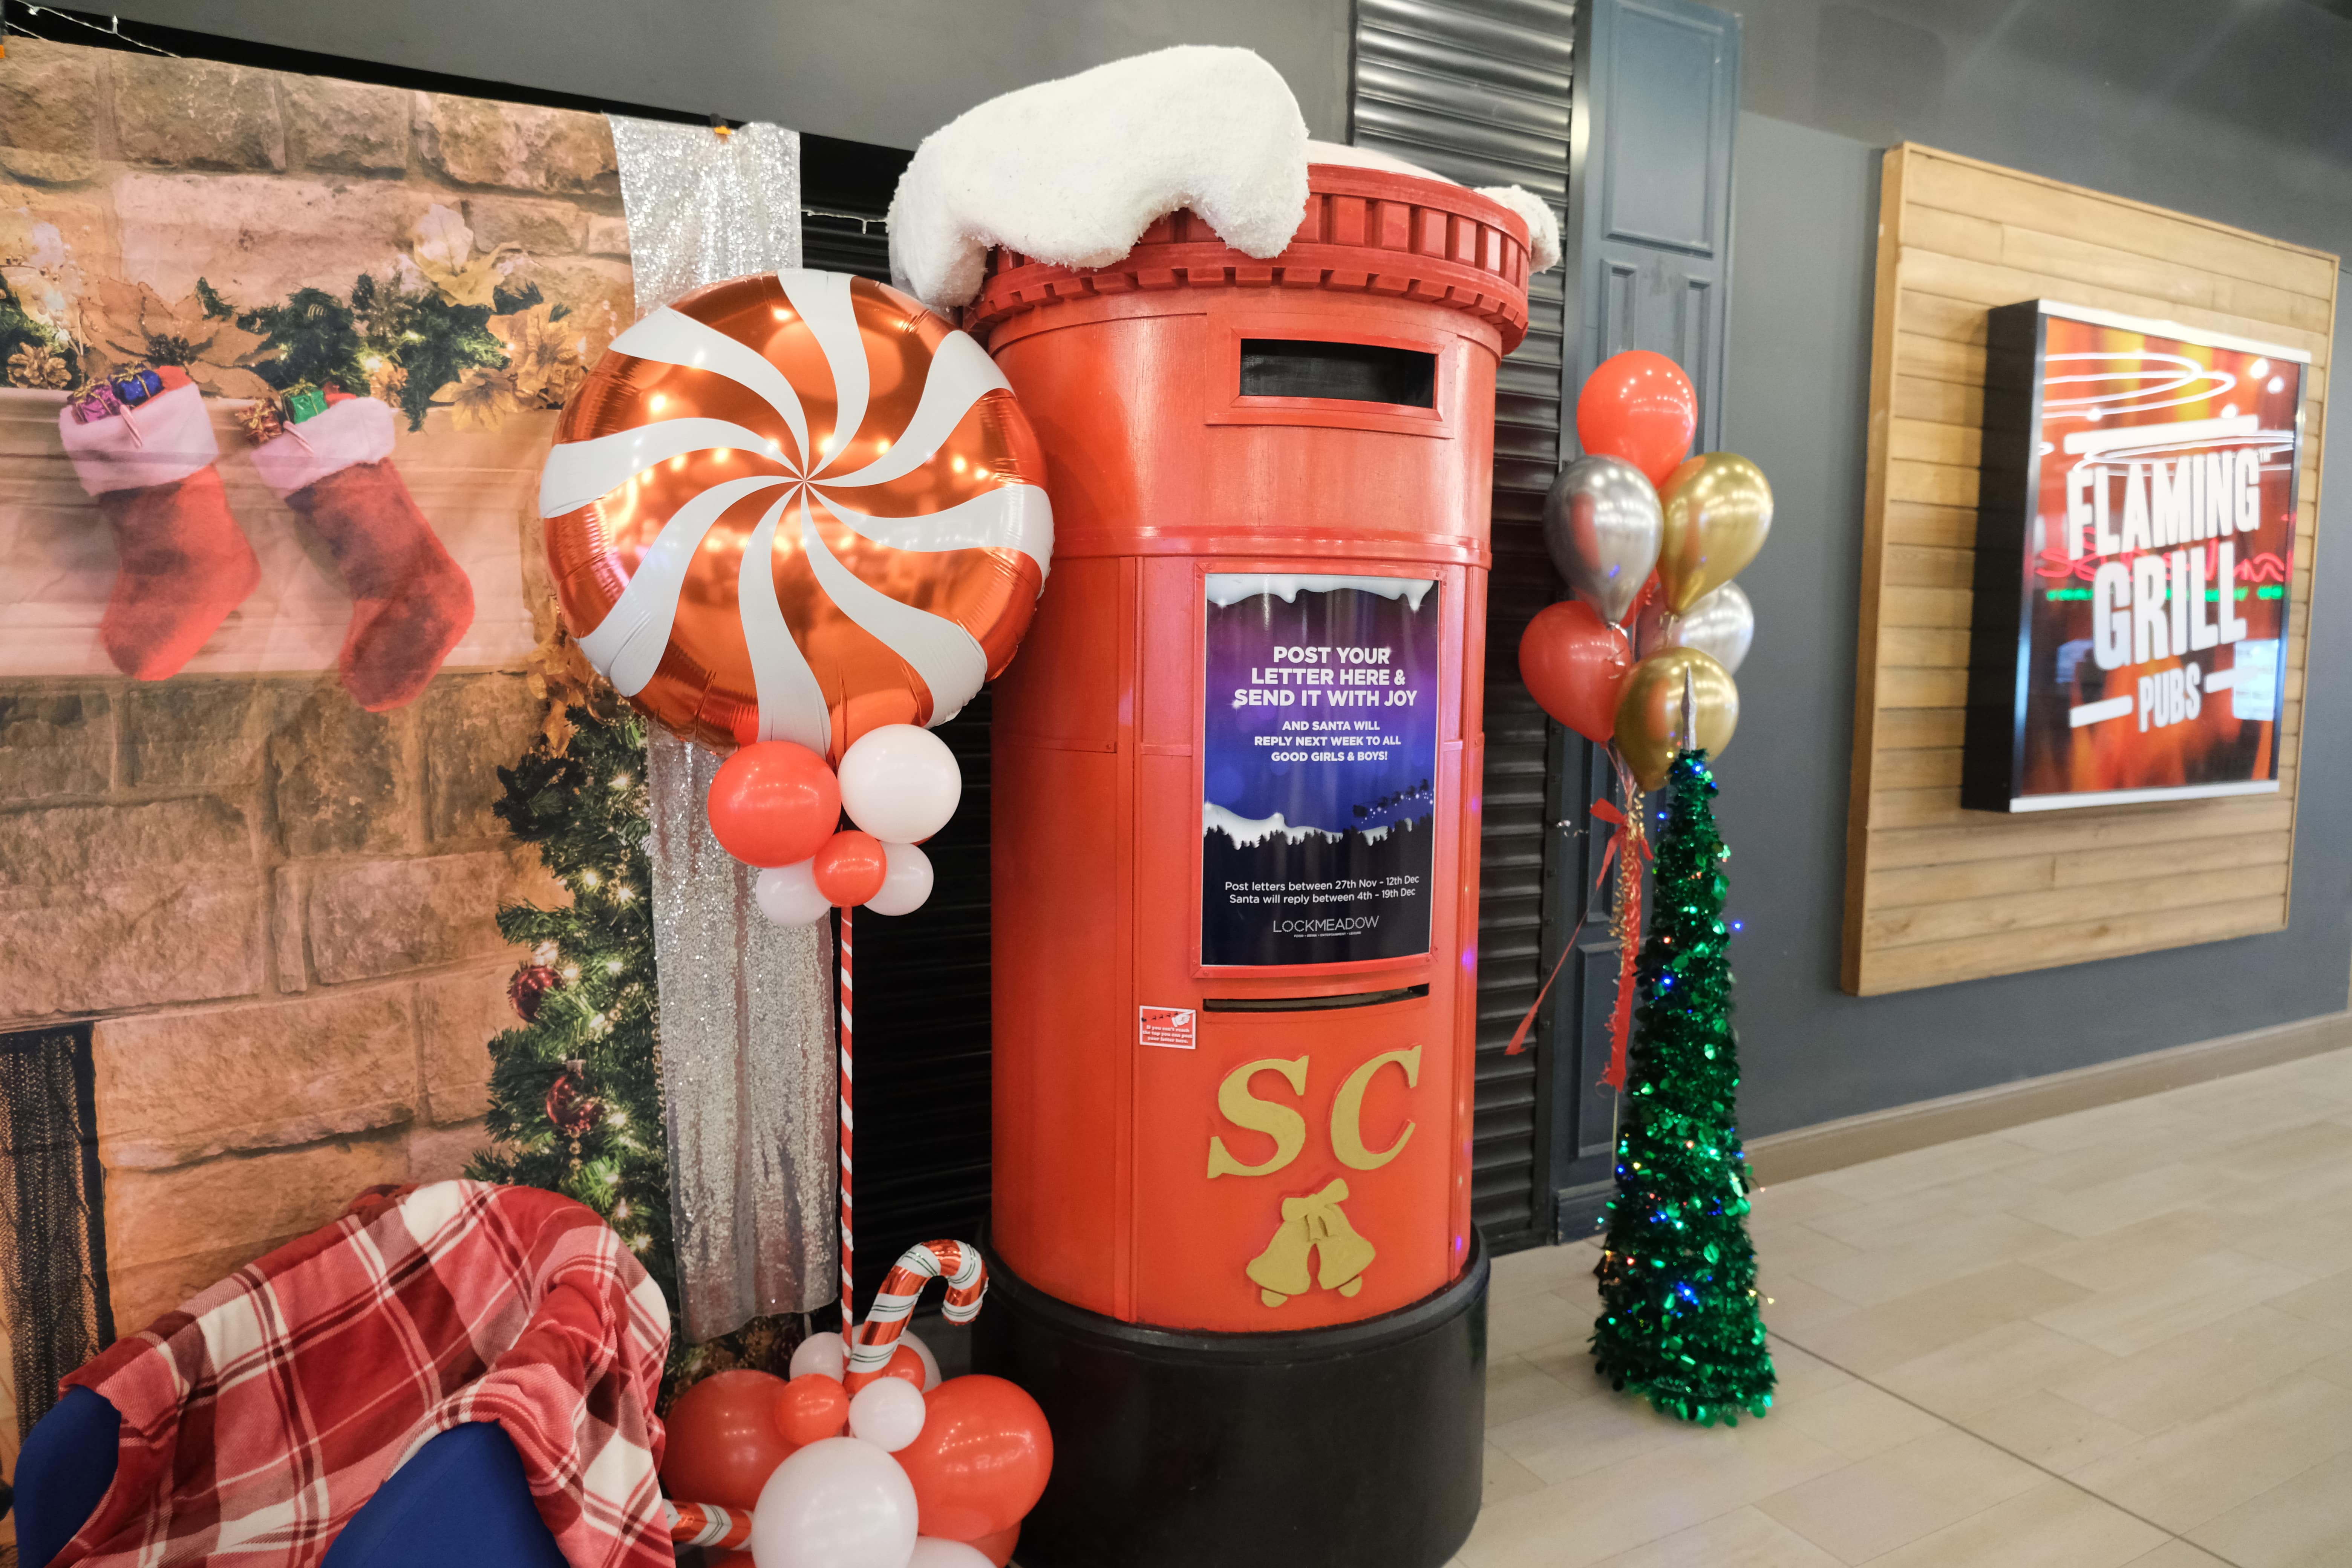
0,34,634,1464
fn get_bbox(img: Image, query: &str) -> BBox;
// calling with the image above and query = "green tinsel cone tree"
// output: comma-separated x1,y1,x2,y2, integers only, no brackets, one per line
467,701,680,1338
1591,749,1775,1424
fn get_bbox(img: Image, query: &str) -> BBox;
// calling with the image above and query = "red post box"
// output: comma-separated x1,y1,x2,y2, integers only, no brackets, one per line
970,160,1533,1568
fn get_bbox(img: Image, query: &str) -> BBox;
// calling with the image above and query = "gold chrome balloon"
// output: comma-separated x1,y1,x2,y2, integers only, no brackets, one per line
1614,647,1739,790
1656,452,1772,614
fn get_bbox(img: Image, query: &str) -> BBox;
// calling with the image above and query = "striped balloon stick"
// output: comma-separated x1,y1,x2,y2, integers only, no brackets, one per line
844,1239,988,1393
839,908,855,1330
666,1501,753,1550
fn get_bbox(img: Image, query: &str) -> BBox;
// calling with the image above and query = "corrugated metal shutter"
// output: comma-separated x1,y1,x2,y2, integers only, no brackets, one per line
1350,0,1575,1250
802,190,998,1307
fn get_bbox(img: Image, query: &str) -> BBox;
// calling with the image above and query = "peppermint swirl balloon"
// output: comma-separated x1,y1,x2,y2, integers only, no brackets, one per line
540,270,1051,757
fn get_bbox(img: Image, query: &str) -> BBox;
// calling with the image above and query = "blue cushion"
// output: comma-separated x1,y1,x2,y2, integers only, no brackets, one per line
322,1422,569,1568
15,1387,121,1568
14,1390,565,1568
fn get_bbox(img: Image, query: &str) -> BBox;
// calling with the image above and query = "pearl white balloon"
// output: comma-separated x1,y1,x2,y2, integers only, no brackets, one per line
838,725,962,843
897,1326,942,1391
908,1540,994,1568
749,1437,917,1568
787,1329,848,1382
846,1375,927,1452
864,841,935,917
756,859,831,926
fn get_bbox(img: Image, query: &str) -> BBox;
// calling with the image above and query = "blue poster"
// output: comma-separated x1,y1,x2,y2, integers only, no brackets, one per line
1201,574,1441,967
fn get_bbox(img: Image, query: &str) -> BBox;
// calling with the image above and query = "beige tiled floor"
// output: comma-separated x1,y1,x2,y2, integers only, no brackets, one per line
1459,1046,2352,1567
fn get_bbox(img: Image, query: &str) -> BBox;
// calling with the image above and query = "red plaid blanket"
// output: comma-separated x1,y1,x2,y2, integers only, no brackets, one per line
55,1181,672,1568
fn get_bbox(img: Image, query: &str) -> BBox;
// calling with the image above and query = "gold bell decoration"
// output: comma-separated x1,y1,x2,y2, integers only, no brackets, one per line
1247,1178,1379,1308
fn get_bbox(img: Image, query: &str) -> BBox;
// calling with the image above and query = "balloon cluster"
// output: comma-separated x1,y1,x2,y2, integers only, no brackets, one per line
1519,351,1773,790
662,1334,1049,1568
705,724,959,923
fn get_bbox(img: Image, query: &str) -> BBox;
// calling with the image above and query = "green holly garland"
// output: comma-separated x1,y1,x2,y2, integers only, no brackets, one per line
1591,749,1775,1424
466,701,681,1347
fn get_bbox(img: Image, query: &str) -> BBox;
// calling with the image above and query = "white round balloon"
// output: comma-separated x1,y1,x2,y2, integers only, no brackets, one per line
838,724,962,844
897,1326,942,1391
749,1437,918,1568
908,1539,994,1568
846,1375,927,1452
756,860,831,927
864,841,936,917
787,1329,848,1383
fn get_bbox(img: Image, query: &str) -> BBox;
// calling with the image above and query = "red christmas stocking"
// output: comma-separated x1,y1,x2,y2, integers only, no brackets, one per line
253,395,474,712
57,368,260,680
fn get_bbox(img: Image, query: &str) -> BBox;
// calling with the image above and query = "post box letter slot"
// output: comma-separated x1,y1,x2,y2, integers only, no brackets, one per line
1239,339,1437,407
1203,985,1432,1013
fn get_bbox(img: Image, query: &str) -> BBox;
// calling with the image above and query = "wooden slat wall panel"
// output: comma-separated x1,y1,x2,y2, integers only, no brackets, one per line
1841,144,2338,995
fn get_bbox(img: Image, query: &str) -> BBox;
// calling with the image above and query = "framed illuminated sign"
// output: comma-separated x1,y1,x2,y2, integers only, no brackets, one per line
1962,300,2308,813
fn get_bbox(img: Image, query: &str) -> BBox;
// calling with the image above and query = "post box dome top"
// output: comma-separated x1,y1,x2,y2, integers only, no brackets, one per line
885,45,1553,353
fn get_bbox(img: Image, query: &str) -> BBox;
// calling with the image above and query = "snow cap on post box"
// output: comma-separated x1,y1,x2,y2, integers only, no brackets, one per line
885,45,1560,314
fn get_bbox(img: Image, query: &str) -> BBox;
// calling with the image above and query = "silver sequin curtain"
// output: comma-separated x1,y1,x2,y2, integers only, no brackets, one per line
609,115,836,1339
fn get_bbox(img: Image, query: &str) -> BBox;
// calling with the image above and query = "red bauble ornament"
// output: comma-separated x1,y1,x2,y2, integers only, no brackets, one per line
812,829,888,906
706,741,842,869
508,962,560,1023
546,1059,603,1137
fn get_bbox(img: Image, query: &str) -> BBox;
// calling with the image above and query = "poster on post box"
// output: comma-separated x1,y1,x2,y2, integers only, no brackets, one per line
1200,574,1439,966
1962,300,2306,812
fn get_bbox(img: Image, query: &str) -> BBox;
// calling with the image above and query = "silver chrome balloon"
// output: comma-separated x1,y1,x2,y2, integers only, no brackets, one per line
1542,454,1663,626
1660,580,1755,674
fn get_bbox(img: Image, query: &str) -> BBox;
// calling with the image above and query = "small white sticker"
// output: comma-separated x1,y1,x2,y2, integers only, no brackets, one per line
1138,1006,1196,1050
2231,640,2280,722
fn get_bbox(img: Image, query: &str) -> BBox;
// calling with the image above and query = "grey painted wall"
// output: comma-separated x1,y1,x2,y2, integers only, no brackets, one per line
90,0,1354,150
1714,111,2352,1135
1720,0,2352,262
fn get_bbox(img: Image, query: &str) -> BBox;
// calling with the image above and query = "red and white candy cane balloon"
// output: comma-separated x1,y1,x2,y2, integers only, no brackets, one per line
540,271,1047,915
845,1240,988,1394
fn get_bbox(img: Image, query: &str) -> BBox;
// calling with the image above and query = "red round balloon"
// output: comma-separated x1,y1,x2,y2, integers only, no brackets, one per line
894,1375,1053,1542
771,1372,850,1448
1576,350,1697,488
813,828,888,906
659,1369,794,1510
542,272,1051,761
880,1343,927,1389
706,741,840,868
1519,600,1634,745
971,1522,1021,1566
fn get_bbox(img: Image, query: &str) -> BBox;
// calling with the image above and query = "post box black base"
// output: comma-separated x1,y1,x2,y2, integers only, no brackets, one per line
973,1233,1490,1568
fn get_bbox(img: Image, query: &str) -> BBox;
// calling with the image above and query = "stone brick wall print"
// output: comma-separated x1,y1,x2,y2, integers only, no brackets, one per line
0,38,634,1435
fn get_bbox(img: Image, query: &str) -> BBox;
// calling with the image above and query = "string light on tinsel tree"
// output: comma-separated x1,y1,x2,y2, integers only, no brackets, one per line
1590,746,1773,1425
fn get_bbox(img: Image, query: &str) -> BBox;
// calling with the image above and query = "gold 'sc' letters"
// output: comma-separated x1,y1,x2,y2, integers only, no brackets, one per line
1206,1048,1421,1178
1205,1055,1310,1178
1331,1046,1420,1170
